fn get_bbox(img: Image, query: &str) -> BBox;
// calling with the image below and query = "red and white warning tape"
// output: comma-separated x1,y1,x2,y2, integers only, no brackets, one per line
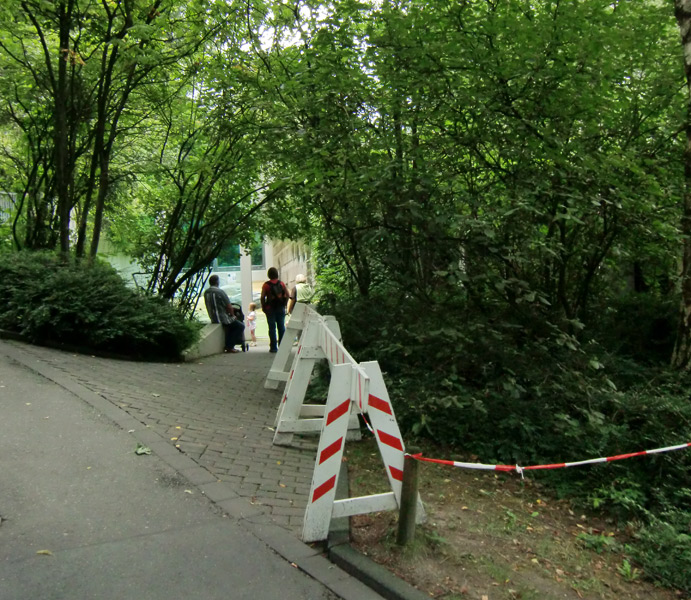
407,441,691,477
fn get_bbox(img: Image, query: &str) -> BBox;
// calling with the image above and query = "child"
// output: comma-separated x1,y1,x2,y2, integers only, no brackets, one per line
246,302,258,346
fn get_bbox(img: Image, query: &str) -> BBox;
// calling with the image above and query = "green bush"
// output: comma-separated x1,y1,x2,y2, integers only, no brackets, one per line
320,290,691,592
0,250,200,360
632,508,691,591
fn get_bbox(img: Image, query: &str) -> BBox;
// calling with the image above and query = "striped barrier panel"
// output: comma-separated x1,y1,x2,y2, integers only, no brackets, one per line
302,360,425,543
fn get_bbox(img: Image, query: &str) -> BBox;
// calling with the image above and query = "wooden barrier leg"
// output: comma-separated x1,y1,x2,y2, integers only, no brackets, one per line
361,361,426,523
265,327,296,389
265,304,307,389
302,364,352,542
274,322,322,427
273,321,313,428
273,356,318,446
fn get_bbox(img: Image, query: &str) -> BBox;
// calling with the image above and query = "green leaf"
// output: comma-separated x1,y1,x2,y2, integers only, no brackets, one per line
135,443,152,455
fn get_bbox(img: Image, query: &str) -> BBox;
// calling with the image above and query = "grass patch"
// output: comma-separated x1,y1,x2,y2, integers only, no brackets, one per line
346,437,682,600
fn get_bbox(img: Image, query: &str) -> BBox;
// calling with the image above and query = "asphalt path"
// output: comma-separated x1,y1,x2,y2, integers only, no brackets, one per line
0,353,340,600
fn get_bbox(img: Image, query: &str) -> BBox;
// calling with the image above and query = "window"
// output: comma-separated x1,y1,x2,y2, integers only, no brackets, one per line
215,235,264,270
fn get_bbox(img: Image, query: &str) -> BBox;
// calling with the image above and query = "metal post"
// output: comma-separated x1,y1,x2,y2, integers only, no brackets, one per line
396,455,419,546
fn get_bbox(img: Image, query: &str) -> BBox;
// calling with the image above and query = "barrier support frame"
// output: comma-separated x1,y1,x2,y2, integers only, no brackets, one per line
302,361,425,543
273,306,360,446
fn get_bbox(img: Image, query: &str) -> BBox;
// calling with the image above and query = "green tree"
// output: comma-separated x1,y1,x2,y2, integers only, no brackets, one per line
253,0,682,324
0,0,212,255
106,10,290,314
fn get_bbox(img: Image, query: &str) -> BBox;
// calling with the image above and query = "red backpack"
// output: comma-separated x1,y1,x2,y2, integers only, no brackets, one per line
267,280,288,309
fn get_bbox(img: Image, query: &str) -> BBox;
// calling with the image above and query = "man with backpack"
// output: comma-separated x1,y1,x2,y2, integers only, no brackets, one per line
260,267,289,353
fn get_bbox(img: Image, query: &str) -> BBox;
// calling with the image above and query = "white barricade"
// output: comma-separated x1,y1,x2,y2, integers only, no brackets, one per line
264,303,308,390
265,302,425,542
271,303,361,446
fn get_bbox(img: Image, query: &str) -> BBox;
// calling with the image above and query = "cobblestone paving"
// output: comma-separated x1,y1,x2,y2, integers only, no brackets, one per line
10,341,319,533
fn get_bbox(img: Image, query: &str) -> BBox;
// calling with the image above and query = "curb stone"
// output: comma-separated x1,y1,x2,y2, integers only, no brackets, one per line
328,545,431,600
328,464,431,600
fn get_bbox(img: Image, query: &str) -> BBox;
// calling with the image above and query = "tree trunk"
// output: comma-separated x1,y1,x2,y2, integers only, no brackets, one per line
672,0,691,368
88,156,109,259
55,0,74,254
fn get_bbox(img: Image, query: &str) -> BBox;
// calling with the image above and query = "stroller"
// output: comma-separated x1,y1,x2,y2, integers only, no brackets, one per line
230,302,249,352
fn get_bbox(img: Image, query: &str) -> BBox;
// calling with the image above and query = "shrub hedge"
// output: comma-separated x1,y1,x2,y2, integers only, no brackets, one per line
0,251,200,360
317,290,691,593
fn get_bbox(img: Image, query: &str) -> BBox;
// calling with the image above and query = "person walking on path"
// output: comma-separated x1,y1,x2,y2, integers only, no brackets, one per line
204,274,245,353
287,273,315,315
261,267,289,353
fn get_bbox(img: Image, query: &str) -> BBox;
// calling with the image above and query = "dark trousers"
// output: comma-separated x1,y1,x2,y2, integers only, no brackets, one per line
223,320,245,350
266,309,286,352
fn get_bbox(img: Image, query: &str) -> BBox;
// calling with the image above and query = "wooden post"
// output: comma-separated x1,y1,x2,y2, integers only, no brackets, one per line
396,455,419,546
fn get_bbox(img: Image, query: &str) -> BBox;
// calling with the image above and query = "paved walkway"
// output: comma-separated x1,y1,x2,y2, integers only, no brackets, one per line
0,338,382,600
9,339,315,530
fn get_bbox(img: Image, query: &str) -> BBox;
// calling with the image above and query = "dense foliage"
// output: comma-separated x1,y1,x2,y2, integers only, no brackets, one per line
1,0,691,591
274,0,691,591
315,287,691,588
0,251,200,360
0,0,218,257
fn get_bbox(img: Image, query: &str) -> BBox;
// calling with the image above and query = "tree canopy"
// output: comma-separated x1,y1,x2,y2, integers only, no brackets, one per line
1,1,691,589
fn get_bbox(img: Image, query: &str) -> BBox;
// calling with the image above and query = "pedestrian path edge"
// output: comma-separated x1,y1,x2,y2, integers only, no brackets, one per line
2,340,408,600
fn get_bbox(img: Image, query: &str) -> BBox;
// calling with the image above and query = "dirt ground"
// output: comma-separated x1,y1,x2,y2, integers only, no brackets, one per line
345,439,686,600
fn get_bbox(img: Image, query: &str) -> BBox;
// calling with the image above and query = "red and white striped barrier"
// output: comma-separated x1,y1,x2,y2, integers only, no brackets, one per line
271,304,361,446
302,360,425,542
408,441,691,476
265,303,425,543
